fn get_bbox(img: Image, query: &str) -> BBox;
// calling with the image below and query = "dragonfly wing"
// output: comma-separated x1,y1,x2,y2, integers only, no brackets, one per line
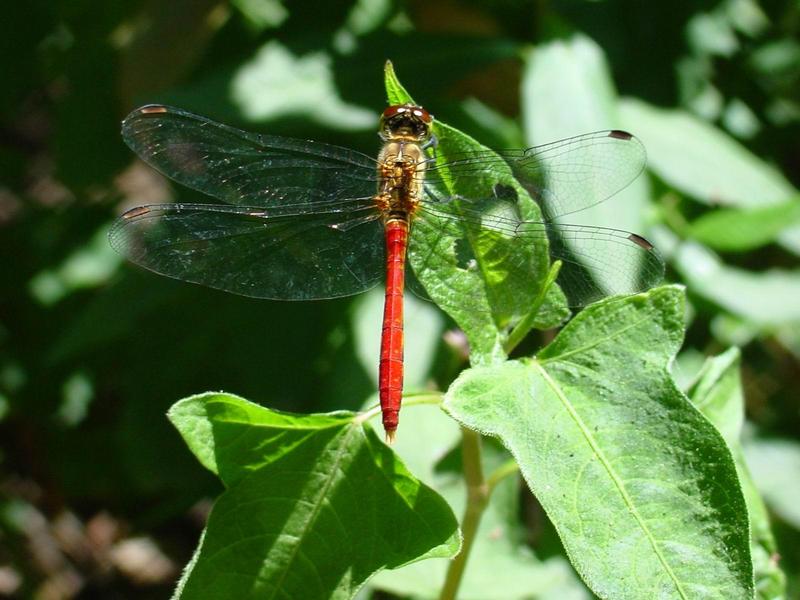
416,200,664,308
424,130,646,219
535,222,664,307
408,199,550,327
109,202,384,300
122,105,378,208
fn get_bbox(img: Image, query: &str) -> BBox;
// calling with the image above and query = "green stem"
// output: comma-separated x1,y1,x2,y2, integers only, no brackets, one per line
486,459,520,493
358,391,443,424
504,260,562,354
439,428,489,600
402,391,445,405
659,191,689,235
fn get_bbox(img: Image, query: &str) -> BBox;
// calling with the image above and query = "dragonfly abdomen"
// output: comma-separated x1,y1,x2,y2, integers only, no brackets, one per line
379,218,409,443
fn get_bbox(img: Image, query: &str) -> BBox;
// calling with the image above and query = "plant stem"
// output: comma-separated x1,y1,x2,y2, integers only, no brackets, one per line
504,260,562,354
439,427,489,600
486,459,520,493
402,391,445,405
357,391,443,425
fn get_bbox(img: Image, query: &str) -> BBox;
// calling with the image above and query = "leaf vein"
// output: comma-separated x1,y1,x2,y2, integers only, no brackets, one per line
531,360,689,600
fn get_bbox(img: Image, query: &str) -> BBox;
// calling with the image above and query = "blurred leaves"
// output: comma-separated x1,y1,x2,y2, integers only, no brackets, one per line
619,98,795,208
521,35,653,292
2,0,799,597
687,198,800,252
674,241,800,326
745,436,800,531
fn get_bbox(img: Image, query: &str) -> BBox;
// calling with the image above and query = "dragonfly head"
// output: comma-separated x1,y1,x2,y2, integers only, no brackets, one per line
379,104,433,143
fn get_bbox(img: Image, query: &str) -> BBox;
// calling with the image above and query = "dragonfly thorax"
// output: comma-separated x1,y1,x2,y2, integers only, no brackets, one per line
376,139,426,219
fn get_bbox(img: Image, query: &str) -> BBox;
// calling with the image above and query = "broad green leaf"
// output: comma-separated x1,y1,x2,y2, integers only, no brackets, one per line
459,97,526,149
168,393,459,600
522,35,653,294
618,98,800,254
687,198,800,252
688,348,786,599
370,403,590,600
710,314,761,348
671,348,708,391
744,436,800,530
385,62,566,364
618,98,796,207
445,286,753,600
674,241,800,325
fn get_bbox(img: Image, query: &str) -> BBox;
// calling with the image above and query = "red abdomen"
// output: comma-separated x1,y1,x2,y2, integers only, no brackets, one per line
379,219,409,442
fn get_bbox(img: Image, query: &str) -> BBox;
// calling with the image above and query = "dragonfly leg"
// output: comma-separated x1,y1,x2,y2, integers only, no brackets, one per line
422,133,438,152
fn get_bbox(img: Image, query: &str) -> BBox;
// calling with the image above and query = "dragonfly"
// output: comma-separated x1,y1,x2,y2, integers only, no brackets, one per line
109,103,664,442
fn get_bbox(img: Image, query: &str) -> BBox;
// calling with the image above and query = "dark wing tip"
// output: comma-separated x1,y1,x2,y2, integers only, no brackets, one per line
627,232,655,250
121,205,152,220
122,104,170,128
608,130,633,141
138,104,169,115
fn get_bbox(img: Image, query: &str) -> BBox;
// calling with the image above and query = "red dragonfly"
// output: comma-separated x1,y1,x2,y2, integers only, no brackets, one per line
110,103,663,442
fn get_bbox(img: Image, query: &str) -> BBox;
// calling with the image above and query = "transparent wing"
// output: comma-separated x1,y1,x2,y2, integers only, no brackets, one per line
109,201,384,300
414,198,663,308
122,105,379,208
423,130,646,219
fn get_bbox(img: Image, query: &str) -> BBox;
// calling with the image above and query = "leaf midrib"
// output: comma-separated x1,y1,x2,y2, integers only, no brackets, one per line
531,360,689,599
538,313,653,366
267,424,358,599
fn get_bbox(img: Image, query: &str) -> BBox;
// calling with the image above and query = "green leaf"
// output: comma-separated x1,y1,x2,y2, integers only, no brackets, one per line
521,35,654,295
163,40,375,131
744,436,800,530
384,62,566,364
522,35,651,237
674,241,800,325
168,393,459,600
775,322,800,360
369,403,589,600
687,198,800,252
445,286,753,599
618,98,800,254
28,225,122,306
618,98,796,208
383,60,415,106
688,348,786,599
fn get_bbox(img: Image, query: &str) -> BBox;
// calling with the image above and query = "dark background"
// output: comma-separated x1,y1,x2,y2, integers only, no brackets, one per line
1,0,799,597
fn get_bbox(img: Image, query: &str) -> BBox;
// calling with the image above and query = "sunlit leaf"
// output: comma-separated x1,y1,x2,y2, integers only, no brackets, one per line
744,436,800,530
619,99,795,207
445,286,753,599
674,241,800,325
369,403,590,600
168,393,459,600
521,35,654,294
687,198,800,252
688,348,785,599
619,98,800,254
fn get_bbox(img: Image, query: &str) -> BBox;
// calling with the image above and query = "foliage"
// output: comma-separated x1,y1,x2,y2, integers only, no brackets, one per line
1,1,799,599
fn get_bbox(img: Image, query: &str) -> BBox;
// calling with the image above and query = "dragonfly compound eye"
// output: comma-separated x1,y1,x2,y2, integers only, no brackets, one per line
380,103,433,141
